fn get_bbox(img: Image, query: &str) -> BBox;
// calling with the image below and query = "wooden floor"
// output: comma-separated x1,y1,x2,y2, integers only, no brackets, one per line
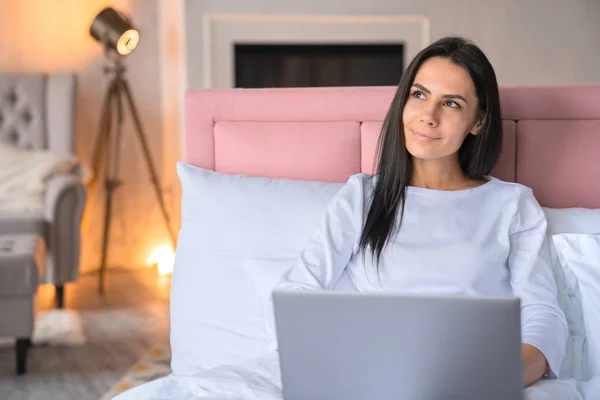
0,268,170,400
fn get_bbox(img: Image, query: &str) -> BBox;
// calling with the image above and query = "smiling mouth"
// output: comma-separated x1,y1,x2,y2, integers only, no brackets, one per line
412,129,440,141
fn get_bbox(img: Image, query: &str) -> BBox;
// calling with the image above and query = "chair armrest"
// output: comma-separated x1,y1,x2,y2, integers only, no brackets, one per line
42,173,87,284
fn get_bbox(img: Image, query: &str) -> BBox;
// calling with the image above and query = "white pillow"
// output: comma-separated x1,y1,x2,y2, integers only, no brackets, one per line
178,163,345,259
552,234,600,378
543,207,600,381
543,207,600,235
243,258,296,311
170,163,345,375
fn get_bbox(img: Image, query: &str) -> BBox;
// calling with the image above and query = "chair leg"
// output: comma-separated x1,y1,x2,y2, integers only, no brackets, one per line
55,284,65,309
16,338,31,375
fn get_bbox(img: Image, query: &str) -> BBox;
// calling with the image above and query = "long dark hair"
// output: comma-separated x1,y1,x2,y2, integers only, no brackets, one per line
358,36,503,267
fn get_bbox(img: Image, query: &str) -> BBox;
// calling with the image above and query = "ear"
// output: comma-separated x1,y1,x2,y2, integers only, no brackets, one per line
470,114,486,136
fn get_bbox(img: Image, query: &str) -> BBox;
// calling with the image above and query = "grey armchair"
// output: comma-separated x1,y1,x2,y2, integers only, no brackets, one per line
0,72,86,308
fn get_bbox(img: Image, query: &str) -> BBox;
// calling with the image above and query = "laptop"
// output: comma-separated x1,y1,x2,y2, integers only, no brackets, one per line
272,290,524,400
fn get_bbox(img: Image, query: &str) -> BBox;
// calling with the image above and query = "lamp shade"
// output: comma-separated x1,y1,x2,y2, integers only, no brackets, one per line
90,7,139,55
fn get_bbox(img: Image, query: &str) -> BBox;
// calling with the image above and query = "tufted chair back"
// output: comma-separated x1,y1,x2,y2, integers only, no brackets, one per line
0,73,76,156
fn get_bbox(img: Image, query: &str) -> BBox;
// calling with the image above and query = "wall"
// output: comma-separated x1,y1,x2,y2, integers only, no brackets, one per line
185,0,600,89
1,0,599,272
158,0,186,232
0,0,169,272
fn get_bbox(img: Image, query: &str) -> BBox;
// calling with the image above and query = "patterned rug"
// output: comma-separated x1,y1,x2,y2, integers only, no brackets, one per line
100,343,171,400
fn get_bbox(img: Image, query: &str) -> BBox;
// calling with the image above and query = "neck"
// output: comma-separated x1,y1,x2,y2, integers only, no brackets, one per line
410,156,471,190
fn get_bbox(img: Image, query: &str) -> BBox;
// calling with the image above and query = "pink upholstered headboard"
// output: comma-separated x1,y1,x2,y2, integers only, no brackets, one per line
185,85,600,208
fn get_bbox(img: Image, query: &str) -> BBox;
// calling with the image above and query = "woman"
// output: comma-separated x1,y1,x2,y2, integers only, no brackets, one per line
114,36,572,400
271,36,567,388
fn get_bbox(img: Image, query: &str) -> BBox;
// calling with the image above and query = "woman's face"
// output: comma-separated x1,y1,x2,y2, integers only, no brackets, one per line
402,57,483,162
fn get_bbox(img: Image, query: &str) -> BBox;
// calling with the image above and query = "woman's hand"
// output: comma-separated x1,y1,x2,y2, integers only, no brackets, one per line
522,344,549,387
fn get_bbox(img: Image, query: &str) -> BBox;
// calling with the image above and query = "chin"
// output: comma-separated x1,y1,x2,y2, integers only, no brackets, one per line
406,144,442,161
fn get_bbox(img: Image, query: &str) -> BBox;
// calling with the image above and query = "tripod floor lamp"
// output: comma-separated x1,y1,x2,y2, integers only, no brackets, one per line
89,7,176,293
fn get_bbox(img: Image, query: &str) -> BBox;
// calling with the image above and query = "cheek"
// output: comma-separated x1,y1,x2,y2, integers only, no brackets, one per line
443,113,471,136
402,103,419,125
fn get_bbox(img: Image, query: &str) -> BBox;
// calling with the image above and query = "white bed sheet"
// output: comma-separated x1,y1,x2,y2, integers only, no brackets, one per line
114,351,595,400
114,352,281,400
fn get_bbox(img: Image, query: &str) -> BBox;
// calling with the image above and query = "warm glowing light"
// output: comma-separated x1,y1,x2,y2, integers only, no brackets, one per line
117,29,139,55
148,246,175,276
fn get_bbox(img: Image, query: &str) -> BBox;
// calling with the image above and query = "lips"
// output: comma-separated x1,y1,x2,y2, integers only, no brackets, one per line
412,129,440,142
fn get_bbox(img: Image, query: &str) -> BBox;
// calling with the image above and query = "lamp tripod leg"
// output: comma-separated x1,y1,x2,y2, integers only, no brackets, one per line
121,79,176,248
83,81,116,234
90,78,119,188
98,175,115,294
97,83,123,294
94,70,176,294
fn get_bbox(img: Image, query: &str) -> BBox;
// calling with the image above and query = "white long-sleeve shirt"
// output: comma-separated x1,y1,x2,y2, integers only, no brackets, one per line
272,173,568,378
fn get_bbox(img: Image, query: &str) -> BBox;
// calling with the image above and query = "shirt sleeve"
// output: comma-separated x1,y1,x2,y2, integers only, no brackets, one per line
264,173,367,341
509,187,568,379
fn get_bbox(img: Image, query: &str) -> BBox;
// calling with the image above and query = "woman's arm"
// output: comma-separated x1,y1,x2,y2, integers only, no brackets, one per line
264,174,368,336
509,187,568,385
276,173,367,291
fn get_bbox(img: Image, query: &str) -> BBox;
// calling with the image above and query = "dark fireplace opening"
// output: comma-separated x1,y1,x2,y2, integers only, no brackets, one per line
235,43,403,88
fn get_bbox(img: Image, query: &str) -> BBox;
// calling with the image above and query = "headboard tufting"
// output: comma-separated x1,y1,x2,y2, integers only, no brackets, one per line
185,85,600,209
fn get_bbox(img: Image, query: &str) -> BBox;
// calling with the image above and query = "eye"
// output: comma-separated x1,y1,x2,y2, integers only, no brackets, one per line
411,90,426,100
444,100,461,109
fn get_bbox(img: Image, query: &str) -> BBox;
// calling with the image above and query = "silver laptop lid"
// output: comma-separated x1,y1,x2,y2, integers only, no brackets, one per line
273,290,523,400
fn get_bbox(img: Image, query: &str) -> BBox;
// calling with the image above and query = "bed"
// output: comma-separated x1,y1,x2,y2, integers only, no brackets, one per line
115,85,600,400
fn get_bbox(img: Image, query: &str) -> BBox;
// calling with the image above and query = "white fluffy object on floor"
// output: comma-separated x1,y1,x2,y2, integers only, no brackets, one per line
32,309,86,347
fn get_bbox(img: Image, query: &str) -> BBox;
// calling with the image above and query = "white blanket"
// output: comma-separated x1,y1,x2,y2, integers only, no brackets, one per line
115,353,281,400
113,352,594,400
0,143,81,214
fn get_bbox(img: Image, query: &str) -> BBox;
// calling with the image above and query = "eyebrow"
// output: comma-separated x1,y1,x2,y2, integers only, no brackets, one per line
412,83,468,104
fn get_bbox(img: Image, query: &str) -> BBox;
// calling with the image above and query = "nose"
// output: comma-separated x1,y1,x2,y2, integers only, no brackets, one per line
420,105,439,127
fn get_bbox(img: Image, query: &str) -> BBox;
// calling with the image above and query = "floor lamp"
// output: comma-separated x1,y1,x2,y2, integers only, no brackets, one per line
89,7,176,294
